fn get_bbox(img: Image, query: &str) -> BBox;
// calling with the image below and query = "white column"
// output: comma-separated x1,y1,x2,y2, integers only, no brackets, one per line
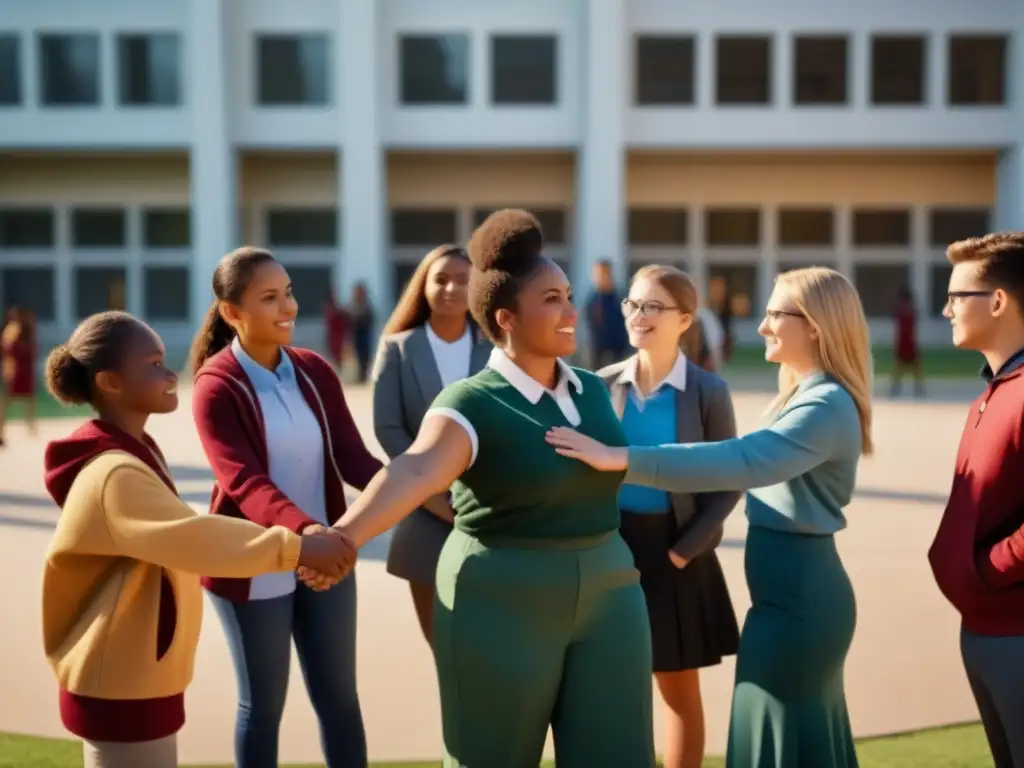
994,27,1024,232
575,0,627,290
187,0,235,332
338,0,387,317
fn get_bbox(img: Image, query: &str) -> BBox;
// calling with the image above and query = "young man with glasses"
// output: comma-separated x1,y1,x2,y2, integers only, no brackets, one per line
929,231,1024,768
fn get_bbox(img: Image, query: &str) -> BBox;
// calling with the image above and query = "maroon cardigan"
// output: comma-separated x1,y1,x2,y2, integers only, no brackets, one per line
192,345,382,602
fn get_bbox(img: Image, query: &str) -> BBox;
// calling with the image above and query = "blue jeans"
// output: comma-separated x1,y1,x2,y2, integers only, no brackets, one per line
210,575,365,768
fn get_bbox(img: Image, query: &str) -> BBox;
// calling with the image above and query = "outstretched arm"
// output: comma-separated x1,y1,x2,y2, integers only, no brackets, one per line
334,413,472,547
547,396,840,494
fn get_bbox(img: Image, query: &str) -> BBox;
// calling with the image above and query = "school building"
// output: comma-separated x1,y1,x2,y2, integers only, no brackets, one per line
0,0,1019,350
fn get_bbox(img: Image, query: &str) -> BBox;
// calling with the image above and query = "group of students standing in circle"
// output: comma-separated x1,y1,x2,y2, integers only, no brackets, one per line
42,206,875,768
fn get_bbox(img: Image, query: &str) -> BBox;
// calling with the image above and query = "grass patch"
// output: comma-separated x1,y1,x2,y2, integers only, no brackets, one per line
0,723,993,767
725,344,980,379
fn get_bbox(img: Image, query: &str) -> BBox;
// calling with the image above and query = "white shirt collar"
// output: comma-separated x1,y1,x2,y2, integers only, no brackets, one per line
487,347,583,405
619,352,688,394
425,323,470,347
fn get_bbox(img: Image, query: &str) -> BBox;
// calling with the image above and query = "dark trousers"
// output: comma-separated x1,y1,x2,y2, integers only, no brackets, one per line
961,627,1024,768
210,576,366,768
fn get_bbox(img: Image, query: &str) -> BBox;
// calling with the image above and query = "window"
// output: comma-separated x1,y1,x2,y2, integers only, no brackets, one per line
929,263,954,317
627,208,689,244
948,35,1006,106
143,208,190,248
266,208,337,247
286,265,334,318
0,35,21,105
2,266,55,321
399,34,469,105
635,36,695,105
705,208,761,246
118,34,180,106
871,36,926,105
928,208,990,247
852,209,911,247
144,266,190,320
393,262,419,302
716,36,771,105
391,209,458,246
473,208,568,244
793,36,847,105
707,265,758,318
0,208,55,248
778,208,834,246
256,35,329,106
71,209,127,248
39,33,100,106
75,266,127,318
491,35,556,105
853,264,910,318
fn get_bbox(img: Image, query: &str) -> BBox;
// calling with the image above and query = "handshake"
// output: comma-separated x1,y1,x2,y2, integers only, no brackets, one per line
295,524,358,591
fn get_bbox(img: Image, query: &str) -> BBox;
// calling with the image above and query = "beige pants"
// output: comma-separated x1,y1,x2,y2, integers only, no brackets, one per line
82,734,177,768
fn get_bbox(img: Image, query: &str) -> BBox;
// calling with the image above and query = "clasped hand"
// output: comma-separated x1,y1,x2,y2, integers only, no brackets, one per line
296,525,358,591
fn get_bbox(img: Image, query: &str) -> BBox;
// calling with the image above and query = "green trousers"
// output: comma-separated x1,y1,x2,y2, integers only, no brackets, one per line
434,528,656,768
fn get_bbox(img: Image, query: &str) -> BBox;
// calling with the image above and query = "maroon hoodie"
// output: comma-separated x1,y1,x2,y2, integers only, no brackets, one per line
44,420,185,742
192,345,382,602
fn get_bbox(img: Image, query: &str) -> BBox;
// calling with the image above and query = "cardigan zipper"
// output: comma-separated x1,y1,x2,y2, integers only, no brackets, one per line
294,366,347,493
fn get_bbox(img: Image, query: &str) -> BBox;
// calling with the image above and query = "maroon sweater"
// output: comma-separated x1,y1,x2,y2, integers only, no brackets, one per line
929,354,1024,636
44,421,185,742
192,345,382,602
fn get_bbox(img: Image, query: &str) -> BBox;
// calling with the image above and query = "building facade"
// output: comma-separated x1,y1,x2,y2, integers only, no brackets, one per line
0,0,1020,351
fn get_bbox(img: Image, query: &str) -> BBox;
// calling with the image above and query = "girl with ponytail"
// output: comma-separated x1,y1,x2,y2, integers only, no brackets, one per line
189,247,382,768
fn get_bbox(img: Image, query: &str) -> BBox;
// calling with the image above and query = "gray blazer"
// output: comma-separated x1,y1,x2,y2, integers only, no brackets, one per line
372,325,492,458
599,357,742,561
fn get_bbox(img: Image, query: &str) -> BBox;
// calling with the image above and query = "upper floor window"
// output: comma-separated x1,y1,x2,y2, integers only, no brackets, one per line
72,208,127,248
705,208,761,246
399,34,469,105
871,35,926,105
928,207,990,247
628,208,689,245
852,209,911,247
266,208,337,247
39,33,100,106
793,36,847,105
778,208,835,246
256,35,329,106
143,208,191,248
491,35,557,105
0,208,55,248
0,35,21,105
473,207,568,244
948,35,1006,106
390,209,459,246
118,33,181,106
635,36,695,106
716,36,771,105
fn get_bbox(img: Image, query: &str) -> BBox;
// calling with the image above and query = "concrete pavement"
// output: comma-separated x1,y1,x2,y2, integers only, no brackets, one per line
0,383,981,763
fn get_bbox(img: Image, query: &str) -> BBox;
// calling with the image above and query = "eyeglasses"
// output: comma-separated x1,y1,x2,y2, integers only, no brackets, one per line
946,290,994,306
765,309,804,321
621,299,680,318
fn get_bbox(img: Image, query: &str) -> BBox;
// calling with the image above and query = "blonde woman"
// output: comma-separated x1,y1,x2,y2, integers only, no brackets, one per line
546,266,872,768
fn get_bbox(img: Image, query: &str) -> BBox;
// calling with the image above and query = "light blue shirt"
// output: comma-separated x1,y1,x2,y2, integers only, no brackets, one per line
232,337,327,600
617,386,675,514
625,373,862,535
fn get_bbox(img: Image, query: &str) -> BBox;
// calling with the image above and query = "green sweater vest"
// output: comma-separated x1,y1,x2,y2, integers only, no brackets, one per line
432,366,628,540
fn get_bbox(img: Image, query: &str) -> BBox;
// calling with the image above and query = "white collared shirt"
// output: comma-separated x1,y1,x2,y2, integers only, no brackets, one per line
425,323,472,388
620,352,688,411
426,347,583,467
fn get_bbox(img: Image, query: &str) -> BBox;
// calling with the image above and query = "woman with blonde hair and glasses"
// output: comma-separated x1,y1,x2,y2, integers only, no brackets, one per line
547,266,872,768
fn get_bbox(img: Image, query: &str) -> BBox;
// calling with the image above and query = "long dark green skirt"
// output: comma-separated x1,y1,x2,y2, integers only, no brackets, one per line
726,526,859,768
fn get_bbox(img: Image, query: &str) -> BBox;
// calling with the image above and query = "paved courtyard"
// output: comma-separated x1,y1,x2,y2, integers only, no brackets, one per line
0,379,986,764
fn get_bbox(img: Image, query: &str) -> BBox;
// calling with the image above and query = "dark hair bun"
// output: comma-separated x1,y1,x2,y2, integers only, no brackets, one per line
468,209,543,272
44,343,91,405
